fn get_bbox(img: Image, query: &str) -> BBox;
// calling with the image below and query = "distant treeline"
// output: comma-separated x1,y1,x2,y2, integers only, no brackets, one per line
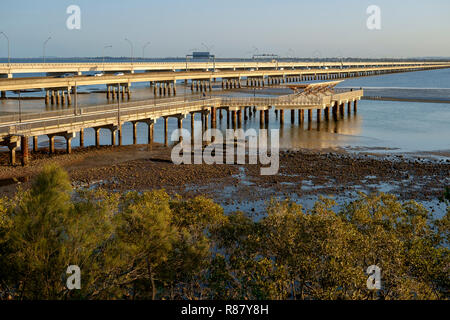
0,165,448,300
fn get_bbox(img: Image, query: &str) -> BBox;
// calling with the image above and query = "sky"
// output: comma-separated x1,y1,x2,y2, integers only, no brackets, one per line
1,0,450,59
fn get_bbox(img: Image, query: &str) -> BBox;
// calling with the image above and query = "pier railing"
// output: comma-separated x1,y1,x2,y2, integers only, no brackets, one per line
0,88,363,137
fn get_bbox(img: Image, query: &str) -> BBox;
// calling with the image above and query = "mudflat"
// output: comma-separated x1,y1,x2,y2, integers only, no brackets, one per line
1,145,449,208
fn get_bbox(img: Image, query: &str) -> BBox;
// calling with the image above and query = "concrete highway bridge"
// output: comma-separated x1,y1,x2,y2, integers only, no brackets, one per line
0,61,447,102
1,60,449,78
0,81,362,166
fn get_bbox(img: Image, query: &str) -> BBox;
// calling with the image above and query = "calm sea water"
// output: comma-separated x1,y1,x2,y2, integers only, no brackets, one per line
1,67,450,155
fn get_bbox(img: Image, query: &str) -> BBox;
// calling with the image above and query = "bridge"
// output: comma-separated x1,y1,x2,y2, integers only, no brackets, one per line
0,61,447,102
0,81,362,166
1,60,449,78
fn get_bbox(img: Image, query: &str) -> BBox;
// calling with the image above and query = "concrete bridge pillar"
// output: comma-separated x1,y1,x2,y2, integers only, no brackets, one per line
121,85,125,99
9,144,18,166
347,101,352,114
33,136,38,152
317,109,321,122
237,109,242,128
48,135,56,154
297,110,302,124
173,81,177,95
190,113,195,146
56,91,61,105
291,110,295,124
126,86,131,100
45,91,50,105
94,128,101,147
107,86,111,100
204,111,209,132
132,121,138,145
177,117,183,143
61,91,66,105
231,111,237,129
164,117,168,147
118,124,123,146
80,129,84,147
280,109,284,126
21,136,29,166
211,107,217,129
259,110,265,128
354,100,358,113
226,110,230,129
148,121,154,149
264,109,269,126
308,109,313,123
64,133,75,154
300,109,305,123
332,103,338,121
244,107,248,121
67,88,72,105
340,103,345,117
0,91,5,99
325,107,330,121
109,126,117,146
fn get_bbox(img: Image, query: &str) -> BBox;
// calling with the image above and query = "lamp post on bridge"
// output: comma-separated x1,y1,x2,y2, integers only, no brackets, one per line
142,42,150,59
124,38,134,67
0,31,10,67
43,36,52,63
102,45,112,72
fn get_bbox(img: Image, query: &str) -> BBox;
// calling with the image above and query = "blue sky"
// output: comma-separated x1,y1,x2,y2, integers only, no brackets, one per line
1,0,449,58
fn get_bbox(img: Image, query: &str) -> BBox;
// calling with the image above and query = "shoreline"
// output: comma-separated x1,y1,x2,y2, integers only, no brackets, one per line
1,144,448,215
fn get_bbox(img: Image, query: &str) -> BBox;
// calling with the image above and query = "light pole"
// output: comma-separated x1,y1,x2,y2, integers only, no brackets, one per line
43,36,51,63
102,45,112,71
124,38,134,66
0,32,10,67
142,42,150,59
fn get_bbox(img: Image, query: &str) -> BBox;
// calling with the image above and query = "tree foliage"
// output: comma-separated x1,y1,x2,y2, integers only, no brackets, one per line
0,165,448,300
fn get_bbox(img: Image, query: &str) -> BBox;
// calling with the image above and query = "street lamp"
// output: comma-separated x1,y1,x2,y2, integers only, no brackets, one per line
102,45,112,71
124,38,134,65
142,42,150,59
43,36,52,63
0,31,10,67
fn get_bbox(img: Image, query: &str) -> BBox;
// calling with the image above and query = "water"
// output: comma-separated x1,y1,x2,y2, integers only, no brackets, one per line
1,68,450,155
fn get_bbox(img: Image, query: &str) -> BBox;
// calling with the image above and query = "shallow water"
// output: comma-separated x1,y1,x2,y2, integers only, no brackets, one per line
1,68,450,155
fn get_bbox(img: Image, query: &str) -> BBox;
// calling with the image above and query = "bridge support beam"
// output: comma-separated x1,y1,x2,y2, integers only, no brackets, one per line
317,109,321,122
177,117,183,143
163,117,168,147
21,136,29,166
9,144,18,166
94,128,101,147
132,121,138,145
47,135,56,154
32,136,38,152
354,100,358,113
237,109,242,128
291,110,295,124
231,111,237,129
259,110,264,128
79,129,84,147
